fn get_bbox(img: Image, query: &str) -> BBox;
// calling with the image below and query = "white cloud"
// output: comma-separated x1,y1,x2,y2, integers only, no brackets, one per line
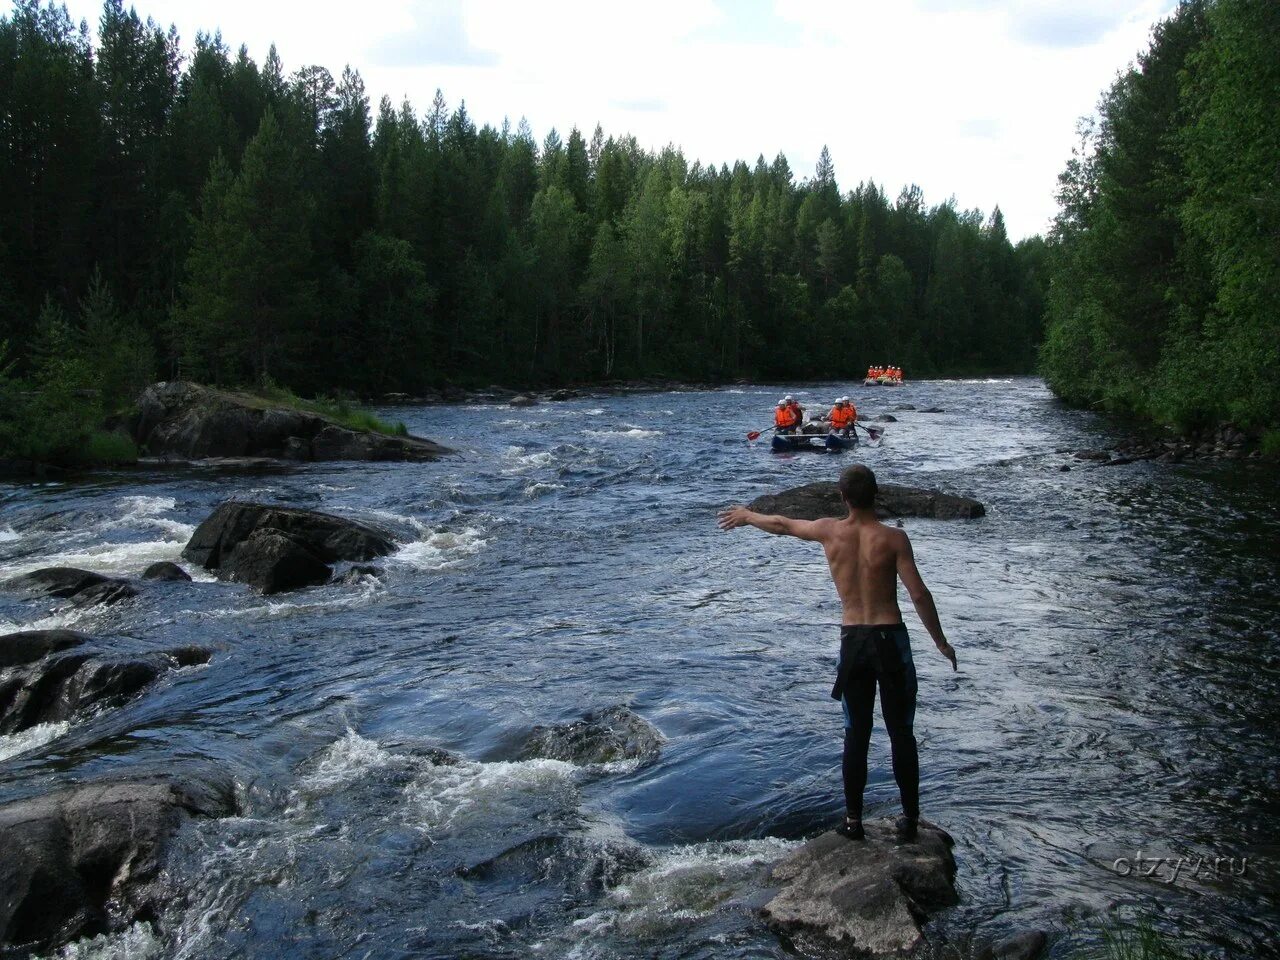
59,0,1178,239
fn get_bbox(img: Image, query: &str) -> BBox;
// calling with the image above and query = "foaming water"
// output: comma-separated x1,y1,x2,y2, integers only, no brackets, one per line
0,378,1276,958
0,721,73,763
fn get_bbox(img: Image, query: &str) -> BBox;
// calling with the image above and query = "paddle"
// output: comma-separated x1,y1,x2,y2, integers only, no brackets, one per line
854,421,884,442
746,425,775,441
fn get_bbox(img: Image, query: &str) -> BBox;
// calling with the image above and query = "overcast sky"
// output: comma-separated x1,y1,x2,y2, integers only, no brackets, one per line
64,0,1177,239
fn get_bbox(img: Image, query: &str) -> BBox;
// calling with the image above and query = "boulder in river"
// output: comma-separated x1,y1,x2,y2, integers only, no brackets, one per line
142,561,192,582
6,567,138,607
0,629,90,669
221,529,332,594
130,381,454,462
183,502,398,593
519,705,665,766
748,481,985,521
184,502,396,569
761,819,958,956
509,395,537,407
0,771,236,954
0,630,211,735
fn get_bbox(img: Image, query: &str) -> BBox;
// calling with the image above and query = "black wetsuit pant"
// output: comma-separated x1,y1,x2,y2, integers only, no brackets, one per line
831,624,919,821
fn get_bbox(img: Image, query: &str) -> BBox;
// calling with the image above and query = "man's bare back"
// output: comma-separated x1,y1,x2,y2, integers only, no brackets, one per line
717,493,956,668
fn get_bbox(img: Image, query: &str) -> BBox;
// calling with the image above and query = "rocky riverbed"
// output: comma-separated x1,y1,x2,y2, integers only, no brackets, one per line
0,378,1276,959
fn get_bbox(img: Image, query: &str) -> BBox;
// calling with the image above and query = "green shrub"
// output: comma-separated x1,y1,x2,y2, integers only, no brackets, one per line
76,430,138,466
1261,429,1280,457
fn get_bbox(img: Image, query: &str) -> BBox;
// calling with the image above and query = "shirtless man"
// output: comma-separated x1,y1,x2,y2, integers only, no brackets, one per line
717,464,957,842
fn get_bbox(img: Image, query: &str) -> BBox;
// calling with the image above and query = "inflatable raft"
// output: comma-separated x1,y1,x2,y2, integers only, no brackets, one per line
771,432,858,453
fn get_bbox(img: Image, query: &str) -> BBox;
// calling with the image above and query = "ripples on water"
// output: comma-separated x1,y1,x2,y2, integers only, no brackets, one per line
1,379,1277,958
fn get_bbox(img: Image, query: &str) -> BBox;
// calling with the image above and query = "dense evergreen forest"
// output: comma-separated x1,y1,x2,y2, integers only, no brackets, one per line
1041,0,1279,440
1,0,1048,453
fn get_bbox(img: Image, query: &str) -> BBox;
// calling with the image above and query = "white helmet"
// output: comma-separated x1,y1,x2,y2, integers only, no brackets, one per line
783,394,794,401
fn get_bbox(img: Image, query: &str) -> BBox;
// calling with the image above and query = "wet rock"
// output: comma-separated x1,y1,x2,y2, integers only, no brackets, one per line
7,567,111,599
6,568,137,607
1058,465,1072,472
749,482,985,521
67,579,139,608
142,561,192,582
0,630,90,669
920,407,945,414
977,929,1050,960
1074,450,1112,462
0,771,236,954
220,529,332,594
509,395,537,407
894,405,917,412
336,564,383,585
519,705,665,766
546,388,579,402
878,415,898,423
184,501,397,571
310,423,445,462
761,819,957,956
130,381,453,462
0,637,211,735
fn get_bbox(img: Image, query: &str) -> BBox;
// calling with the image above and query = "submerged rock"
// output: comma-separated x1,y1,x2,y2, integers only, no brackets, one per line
130,381,454,462
0,771,236,954
0,631,211,735
748,481,985,521
978,929,1050,960
761,819,958,956
519,705,665,766
6,567,138,607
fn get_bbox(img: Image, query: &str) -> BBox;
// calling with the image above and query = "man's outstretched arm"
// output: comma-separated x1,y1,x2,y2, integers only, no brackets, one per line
717,506,827,541
895,532,958,670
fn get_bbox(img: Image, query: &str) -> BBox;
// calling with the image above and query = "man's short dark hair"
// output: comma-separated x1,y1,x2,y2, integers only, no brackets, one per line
838,465,877,509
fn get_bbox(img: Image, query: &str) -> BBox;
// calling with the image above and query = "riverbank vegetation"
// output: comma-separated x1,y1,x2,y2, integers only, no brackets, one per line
1040,0,1279,438
1,0,1047,441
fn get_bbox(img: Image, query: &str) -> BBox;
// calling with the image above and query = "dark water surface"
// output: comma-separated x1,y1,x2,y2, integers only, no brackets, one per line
1,378,1277,959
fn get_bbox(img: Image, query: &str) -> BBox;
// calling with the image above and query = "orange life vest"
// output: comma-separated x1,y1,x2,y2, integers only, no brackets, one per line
775,406,799,429
829,406,854,429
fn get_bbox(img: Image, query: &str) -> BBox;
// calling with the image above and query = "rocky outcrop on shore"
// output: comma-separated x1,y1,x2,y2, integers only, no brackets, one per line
749,481,985,520
183,502,399,594
130,381,454,462
0,771,236,954
761,819,958,956
1069,422,1264,466
518,705,665,766
0,629,210,734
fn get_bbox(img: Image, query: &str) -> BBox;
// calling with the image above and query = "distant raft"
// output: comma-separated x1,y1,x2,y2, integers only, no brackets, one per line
862,376,904,386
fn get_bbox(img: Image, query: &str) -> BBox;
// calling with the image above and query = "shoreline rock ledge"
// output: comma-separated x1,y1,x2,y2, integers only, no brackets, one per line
130,381,454,462
749,481,985,521
761,820,958,956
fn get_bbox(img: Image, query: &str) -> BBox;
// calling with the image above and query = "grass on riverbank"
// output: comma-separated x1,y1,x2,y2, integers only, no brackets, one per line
1099,921,1191,960
255,383,408,437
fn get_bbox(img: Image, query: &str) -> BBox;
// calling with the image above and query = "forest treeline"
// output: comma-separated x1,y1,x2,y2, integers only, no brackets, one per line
1,0,1048,447
1041,0,1279,438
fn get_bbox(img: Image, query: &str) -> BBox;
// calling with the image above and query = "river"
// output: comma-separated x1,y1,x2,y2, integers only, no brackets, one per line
1,378,1276,959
